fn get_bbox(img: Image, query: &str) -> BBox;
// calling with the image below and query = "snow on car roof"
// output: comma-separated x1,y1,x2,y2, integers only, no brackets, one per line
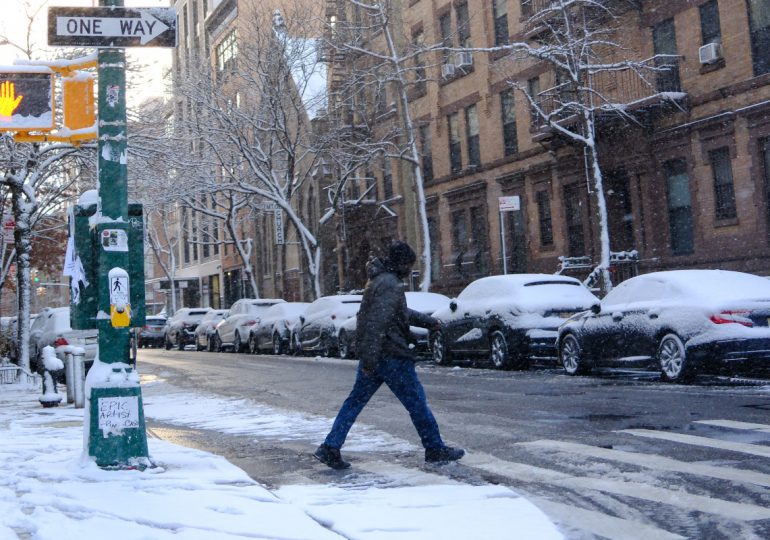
405,292,449,312
458,274,583,300
631,270,770,303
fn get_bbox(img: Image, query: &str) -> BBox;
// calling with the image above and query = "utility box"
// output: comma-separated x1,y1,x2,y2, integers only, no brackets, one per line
127,203,146,327
70,202,98,330
70,202,146,329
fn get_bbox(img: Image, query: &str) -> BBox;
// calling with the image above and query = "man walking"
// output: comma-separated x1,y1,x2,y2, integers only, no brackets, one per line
314,241,464,469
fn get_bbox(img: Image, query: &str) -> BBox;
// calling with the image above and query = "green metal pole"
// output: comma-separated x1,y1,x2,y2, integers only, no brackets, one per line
86,0,150,468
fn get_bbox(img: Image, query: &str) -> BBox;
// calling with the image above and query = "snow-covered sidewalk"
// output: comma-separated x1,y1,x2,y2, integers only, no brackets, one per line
0,380,562,539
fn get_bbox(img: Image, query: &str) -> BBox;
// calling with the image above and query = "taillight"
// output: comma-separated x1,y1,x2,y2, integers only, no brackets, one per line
245,320,257,326
53,337,69,347
710,310,753,327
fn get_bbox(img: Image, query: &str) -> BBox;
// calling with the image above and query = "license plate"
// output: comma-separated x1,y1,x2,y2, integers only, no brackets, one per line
85,337,97,345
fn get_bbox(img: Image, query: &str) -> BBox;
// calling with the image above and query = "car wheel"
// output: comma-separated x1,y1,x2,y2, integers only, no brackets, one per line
489,330,513,370
164,335,172,350
196,338,203,352
431,331,452,366
292,333,303,356
249,333,259,354
207,335,216,352
177,336,185,351
320,333,333,357
338,331,351,359
560,334,589,375
658,333,692,383
272,334,284,355
233,332,242,353
213,333,223,353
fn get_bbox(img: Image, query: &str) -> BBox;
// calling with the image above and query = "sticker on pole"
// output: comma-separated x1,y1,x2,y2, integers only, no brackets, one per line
101,229,128,251
98,396,139,433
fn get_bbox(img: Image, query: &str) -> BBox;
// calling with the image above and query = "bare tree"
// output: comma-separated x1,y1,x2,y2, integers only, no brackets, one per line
473,0,683,292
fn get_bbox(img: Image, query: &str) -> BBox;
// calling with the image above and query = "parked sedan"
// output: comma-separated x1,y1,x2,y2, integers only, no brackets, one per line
134,315,167,348
164,308,211,350
28,307,97,374
194,309,229,351
337,291,450,359
292,295,362,356
214,298,285,352
558,269,770,382
248,302,309,354
431,274,598,369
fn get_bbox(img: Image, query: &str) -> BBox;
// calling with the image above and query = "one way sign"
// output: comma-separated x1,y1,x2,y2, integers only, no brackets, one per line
48,7,177,48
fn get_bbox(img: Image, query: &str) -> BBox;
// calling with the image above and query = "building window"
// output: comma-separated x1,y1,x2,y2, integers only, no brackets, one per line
700,0,721,44
419,124,433,183
747,0,770,75
652,18,681,92
493,0,509,46
216,29,238,72
521,0,532,17
211,196,219,255
439,13,452,63
182,207,191,264
465,105,480,167
451,210,468,275
709,147,737,220
428,216,441,280
762,138,770,238
536,190,554,246
527,76,540,127
382,157,393,200
501,90,518,156
413,30,426,91
448,112,462,173
456,2,471,47
564,185,585,256
469,206,489,275
665,159,694,255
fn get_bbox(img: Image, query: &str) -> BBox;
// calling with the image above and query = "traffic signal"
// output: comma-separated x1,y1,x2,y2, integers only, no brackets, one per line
0,69,55,131
63,74,95,130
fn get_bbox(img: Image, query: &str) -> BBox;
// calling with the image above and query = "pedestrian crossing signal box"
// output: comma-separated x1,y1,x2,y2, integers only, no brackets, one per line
70,202,145,330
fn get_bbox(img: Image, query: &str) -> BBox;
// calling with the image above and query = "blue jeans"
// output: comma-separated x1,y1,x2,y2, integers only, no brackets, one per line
324,358,444,451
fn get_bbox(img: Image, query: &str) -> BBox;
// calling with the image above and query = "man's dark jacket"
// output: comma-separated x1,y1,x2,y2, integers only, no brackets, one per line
355,257,437,371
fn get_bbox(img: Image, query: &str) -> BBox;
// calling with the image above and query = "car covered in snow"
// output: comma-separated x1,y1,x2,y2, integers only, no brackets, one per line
557,269,770,382
431,274,598,369
194,309,229,351
292,295,362,357
337,291,450,359
28,307,97,373
248,302,310,355
164,308,211,350
214,299,285,352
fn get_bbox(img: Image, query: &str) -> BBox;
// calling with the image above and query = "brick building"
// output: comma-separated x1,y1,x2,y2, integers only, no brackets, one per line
322,0,770,296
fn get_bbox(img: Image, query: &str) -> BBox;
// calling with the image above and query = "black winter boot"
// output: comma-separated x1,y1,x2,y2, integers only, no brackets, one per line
313,444,351,470
425,446,465,463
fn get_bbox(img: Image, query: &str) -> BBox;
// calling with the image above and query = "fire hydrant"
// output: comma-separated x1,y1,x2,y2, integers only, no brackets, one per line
39,346,64,408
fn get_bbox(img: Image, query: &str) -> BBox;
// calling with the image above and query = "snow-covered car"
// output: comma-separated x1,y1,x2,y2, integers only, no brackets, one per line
558,270,770,382
337,291,450,359
248,302,310,355
194,309,229,351
134,315,167,348
28,307,97,373
292,295,362,357
164,308,211,350
214,298,285,352
431,274,599,370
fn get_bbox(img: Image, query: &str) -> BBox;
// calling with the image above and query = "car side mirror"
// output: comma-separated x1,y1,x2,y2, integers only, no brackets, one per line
590,304,601,315
299,316,305,324
449,300,458,313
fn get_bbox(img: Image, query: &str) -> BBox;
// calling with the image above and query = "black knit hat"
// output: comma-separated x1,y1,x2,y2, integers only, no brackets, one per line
387,240,417,266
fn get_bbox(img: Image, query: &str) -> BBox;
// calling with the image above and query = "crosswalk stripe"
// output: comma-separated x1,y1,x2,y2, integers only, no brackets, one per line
694,419,770,433
462,452,770,521
531,498,687,540
357,460,682,540
619,429,770,459
519,439,770,488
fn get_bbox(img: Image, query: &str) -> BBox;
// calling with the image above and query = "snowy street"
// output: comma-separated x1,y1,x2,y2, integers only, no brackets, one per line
138,349,770,540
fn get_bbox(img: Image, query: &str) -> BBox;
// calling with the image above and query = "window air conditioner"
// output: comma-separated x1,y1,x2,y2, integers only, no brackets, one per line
698,42,723,65
441,62,456,78
455,51,473,68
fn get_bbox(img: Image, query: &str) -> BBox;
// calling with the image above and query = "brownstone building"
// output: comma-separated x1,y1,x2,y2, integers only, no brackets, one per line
322,0,770,296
